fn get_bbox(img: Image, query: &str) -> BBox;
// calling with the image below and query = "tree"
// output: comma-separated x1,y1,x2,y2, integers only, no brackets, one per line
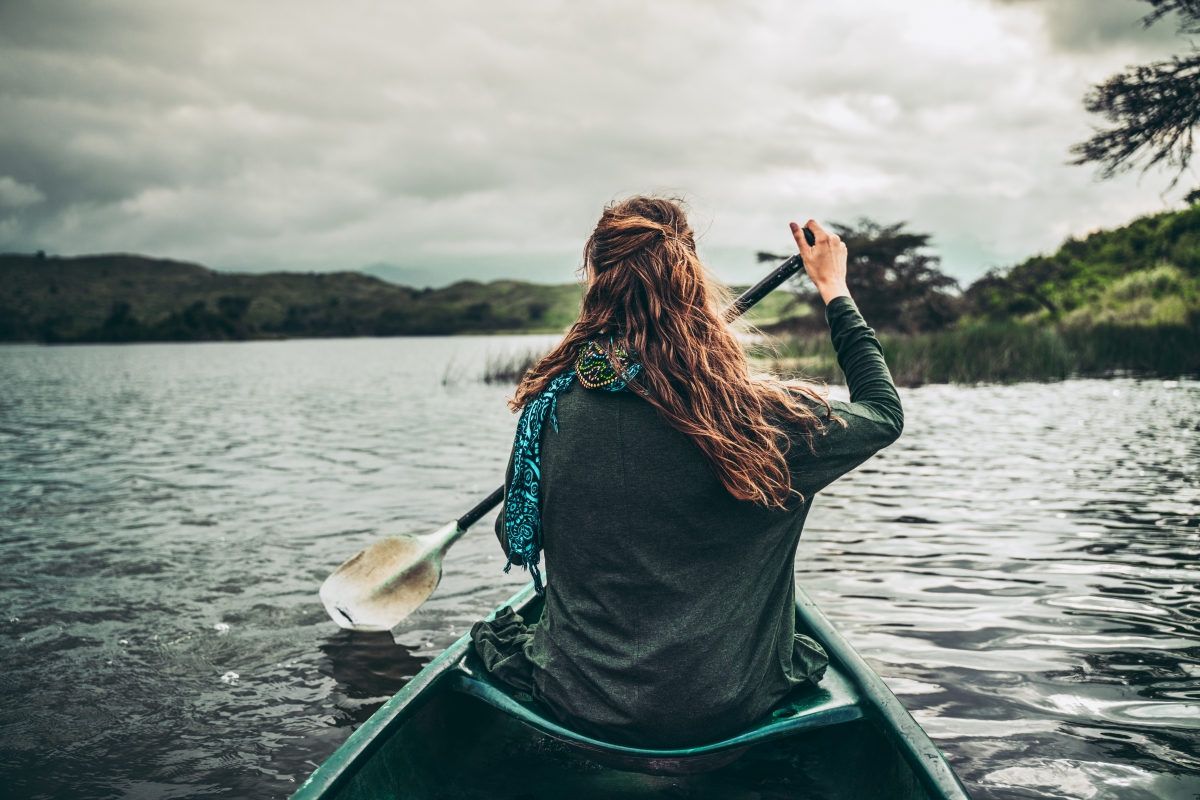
758,219,960,332
1071,1,1200,187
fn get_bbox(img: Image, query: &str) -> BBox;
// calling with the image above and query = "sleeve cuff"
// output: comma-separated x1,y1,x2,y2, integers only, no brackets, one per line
824,295,859,326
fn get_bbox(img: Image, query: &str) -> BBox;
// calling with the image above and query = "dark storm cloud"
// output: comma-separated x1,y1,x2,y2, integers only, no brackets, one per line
993,0,1182,52
0,0,1190,285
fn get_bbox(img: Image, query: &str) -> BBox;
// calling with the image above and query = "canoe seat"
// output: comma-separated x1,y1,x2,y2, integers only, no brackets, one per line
446,652,864,776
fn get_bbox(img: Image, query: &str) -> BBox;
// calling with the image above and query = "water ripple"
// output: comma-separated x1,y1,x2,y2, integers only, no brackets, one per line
803,379,1200,799
1,341,1197,799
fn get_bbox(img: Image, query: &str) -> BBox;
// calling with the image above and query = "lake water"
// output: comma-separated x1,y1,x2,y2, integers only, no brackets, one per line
0,337,1197,800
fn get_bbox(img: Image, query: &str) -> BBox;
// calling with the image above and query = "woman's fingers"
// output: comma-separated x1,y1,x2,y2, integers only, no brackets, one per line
792,219,840,255
791,218,850,304
806,219,831,242
789,221,813,257
792,218,848,269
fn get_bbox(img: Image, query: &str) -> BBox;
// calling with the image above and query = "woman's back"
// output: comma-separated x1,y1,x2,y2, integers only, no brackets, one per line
476,298,902,748
532,384,805,748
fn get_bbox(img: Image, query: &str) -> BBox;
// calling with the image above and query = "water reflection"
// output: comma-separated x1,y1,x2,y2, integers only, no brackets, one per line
318,631,425,724
0,339,1197,799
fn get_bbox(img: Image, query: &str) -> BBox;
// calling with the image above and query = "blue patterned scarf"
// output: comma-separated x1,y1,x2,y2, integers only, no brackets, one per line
504,339,642,594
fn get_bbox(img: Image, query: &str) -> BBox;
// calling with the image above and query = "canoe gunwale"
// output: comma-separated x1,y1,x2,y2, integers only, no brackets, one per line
794,584,972,800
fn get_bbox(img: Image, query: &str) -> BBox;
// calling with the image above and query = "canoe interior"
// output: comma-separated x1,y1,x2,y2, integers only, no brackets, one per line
332,689,934,800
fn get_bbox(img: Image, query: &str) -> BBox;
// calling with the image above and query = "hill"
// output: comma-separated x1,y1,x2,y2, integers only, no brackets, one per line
967,204,1200,327
0,253,584,342
0,252,802,344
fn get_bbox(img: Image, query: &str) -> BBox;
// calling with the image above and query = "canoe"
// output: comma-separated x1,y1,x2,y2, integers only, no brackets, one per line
292,582,972,800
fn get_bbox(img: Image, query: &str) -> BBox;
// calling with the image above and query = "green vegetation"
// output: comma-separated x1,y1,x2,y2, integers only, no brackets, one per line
0,253,583,342
0,250,805,345
6,203,1199,386
760,206,1200,385
757,324,1071,387
758,322,1199,387
966,205,1200,321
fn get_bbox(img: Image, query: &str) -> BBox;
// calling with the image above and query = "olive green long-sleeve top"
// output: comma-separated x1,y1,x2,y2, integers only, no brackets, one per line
473,296,903,749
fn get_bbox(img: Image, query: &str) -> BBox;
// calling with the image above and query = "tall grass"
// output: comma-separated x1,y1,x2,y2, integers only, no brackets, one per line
474,320,1199,389
482,348,546,384
1065,322,1200,376
765,320,1200,387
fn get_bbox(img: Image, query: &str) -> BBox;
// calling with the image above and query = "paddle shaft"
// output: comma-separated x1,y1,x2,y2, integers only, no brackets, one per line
455,228,814,533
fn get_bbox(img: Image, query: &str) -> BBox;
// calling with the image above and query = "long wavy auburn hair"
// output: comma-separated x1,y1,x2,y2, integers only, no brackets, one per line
512,196,833,508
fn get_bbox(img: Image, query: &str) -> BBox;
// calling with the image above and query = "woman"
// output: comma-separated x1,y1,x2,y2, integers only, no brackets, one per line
471,196,903,750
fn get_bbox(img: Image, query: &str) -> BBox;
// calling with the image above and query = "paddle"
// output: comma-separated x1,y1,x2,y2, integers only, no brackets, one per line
320,229,816,631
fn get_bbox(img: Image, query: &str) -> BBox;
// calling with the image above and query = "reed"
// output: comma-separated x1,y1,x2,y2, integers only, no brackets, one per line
888,324,1074,385
1064,321,1200,376
477,319,1199,389
765,320,1200,387
482,348,546,384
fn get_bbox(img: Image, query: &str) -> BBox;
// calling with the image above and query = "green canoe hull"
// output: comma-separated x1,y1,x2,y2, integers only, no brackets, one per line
294,583,971,800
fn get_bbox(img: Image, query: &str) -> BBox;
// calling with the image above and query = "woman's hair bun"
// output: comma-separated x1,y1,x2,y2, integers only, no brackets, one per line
588,197,694,269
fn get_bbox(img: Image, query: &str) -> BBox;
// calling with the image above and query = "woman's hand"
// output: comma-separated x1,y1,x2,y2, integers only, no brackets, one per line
791,220,850,304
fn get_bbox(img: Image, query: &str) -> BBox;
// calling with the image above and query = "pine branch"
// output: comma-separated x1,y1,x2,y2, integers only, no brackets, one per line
1140,0,1200,33
1069,52,1200,188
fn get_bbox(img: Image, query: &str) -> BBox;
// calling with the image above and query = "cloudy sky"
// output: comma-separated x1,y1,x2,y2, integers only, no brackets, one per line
0,0,1190,286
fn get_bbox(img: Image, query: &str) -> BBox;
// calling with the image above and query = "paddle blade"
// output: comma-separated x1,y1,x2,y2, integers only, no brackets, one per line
319,527,449,632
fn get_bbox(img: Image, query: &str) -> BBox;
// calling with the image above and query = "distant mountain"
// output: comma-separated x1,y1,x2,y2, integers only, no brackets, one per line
0,252,584,343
